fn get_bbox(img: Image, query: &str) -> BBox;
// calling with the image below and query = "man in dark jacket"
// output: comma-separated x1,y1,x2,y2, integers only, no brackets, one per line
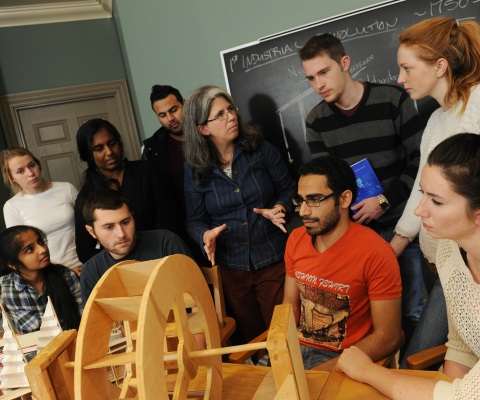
143,84,185,197
143,85,205,263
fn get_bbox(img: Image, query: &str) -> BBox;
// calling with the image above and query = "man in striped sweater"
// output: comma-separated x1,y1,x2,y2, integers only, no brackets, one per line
299,33,425,353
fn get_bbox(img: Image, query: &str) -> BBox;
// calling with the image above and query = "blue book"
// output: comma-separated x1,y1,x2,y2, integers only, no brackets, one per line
350,158,383,213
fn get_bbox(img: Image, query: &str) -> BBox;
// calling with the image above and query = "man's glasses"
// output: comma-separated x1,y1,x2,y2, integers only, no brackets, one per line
292,192,338,207
204,105,239,123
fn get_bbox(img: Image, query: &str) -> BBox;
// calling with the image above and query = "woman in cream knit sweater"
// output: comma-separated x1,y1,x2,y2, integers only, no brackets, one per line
337,133,480,400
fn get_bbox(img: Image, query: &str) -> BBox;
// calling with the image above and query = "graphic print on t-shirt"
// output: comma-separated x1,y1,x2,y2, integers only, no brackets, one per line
297,283,351,349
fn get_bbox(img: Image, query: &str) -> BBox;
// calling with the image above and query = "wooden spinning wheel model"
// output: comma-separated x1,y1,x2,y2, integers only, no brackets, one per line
74,254,309,400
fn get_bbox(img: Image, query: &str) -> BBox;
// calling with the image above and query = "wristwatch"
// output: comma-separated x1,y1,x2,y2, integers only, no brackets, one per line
377,194,390,211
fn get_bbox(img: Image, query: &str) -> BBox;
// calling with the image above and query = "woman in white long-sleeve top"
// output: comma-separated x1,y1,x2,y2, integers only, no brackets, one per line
0,147,81,275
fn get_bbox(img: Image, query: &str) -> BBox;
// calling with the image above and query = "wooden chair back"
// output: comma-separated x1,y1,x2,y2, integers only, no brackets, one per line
200,265,236,346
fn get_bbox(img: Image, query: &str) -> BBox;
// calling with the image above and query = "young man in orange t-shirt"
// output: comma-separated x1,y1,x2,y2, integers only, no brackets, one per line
284,156,402,371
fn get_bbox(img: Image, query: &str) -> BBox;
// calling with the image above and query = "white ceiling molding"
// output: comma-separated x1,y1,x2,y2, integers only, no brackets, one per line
0,0,112,28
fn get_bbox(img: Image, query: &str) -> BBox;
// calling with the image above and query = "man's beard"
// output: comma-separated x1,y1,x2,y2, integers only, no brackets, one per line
322,91,341,104
168,120,183,135
304,206,340,237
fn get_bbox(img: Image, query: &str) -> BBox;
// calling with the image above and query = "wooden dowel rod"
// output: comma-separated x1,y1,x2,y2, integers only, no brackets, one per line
163,341,267,362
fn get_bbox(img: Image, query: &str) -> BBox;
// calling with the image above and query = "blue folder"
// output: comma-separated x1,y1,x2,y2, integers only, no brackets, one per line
350,158,384,213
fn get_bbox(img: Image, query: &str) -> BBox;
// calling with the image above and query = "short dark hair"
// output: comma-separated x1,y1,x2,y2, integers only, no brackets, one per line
298,33,346,64
76,119,125,168
427,133,480,216
298,156,357,204
83,189,132,226
150,85,183,109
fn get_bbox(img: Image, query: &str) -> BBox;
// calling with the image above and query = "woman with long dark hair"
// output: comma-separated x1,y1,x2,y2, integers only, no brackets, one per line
338,133,480,400
0,225,82,333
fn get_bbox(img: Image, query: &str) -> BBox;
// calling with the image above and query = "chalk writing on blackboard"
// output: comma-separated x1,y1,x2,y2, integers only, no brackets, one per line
221,0,480,171
227,17,400,75
414,0,480,18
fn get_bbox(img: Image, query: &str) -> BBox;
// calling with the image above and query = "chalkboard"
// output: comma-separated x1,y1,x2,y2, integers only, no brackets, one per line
221,0,480,173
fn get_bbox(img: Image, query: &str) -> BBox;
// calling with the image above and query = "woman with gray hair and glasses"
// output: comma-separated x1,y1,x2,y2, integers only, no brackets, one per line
183,85,296,345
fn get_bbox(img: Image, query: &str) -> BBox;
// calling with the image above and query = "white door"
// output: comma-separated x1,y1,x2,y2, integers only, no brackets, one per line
0,80,140,190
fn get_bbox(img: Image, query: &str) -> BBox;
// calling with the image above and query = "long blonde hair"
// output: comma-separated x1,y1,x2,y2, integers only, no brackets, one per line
399,17,480,113
0,147,46,194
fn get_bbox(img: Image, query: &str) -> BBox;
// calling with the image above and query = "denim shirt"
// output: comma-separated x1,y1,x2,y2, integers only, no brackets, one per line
185,140,296,271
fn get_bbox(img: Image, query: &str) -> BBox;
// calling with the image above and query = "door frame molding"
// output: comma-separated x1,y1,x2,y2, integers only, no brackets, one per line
0,0,112,28
0,79,141,160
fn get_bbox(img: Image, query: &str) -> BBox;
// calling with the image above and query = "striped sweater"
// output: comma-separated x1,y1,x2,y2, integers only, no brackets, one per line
305,82,424,228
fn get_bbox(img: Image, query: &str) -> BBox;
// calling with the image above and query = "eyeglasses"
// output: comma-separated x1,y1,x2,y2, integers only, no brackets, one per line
292,192,338,207
204,105,239,124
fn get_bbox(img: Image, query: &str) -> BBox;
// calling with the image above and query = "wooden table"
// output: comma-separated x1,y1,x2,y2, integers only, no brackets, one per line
177,363,452,399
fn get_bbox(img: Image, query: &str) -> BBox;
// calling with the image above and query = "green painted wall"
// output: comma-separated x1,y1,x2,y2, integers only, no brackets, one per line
0,18,126,229
113,0,385,141
0,18,126,95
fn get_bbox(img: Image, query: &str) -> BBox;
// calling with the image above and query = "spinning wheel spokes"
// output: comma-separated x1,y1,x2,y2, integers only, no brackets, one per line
75,255,222,400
